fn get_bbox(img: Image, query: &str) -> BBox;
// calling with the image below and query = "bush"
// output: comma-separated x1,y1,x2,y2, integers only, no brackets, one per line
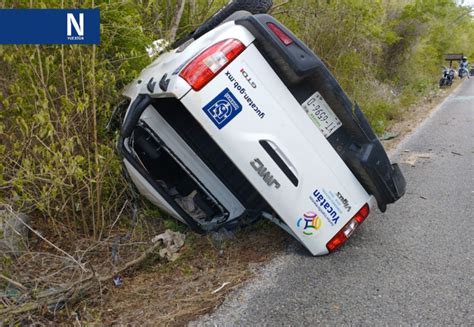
0,1,155,238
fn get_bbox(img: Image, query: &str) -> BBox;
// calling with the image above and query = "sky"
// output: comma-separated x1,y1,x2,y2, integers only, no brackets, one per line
458,0,474,7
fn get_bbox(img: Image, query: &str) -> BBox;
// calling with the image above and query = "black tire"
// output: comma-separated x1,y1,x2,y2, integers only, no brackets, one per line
221,10,252,24
439,78,445,87
192,0,273,40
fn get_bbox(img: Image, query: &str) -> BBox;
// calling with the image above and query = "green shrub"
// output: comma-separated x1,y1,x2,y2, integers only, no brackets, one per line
0,1,155,238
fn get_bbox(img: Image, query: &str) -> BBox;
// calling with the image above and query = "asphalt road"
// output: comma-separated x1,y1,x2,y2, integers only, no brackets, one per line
196,79,474,325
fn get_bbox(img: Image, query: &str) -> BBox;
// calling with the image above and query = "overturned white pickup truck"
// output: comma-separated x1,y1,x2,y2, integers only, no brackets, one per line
111,0,406,255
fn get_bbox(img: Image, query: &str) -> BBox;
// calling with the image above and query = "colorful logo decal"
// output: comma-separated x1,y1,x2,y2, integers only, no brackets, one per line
203,88,242,129
297,211,322,236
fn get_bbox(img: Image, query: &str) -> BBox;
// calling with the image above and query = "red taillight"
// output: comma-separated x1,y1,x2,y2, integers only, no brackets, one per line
267,22,294,46
179,39,246,91
326,203,370,252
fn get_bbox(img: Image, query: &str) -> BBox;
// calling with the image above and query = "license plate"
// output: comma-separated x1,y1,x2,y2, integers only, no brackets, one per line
302,91,342,138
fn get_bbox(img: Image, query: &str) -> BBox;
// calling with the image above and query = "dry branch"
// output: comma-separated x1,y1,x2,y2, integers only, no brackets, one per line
0,273,28,292
3,205,87,272
0,239,165,318
269,0,289,13
168,0,186,41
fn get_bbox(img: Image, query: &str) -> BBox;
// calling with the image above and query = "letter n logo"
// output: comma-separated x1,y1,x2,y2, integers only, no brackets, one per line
67,13,84,36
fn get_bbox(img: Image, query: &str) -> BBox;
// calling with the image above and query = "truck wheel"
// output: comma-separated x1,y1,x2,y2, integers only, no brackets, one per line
221,10,252,24
192,0,273,40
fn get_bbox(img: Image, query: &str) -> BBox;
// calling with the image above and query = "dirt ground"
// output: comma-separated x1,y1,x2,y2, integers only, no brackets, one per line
96,224,289,326
1,215,289,326
1,80,464,326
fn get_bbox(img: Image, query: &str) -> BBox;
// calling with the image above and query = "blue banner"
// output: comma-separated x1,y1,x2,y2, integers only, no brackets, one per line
0,9,100,44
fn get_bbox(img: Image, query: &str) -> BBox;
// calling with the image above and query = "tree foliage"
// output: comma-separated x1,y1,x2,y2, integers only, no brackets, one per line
275,0,474,132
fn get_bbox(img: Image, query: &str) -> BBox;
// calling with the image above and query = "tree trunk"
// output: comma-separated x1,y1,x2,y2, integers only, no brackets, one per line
168,0,186,42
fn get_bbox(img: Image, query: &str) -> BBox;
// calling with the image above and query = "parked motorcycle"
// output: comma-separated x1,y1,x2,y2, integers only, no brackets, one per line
458,67,469,78
439,66,455,87
458,60,470,79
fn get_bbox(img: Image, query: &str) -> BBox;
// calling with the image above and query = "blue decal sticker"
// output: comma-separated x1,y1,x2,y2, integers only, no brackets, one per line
203,88,242,129
310,189,342,226
0,9,100,44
